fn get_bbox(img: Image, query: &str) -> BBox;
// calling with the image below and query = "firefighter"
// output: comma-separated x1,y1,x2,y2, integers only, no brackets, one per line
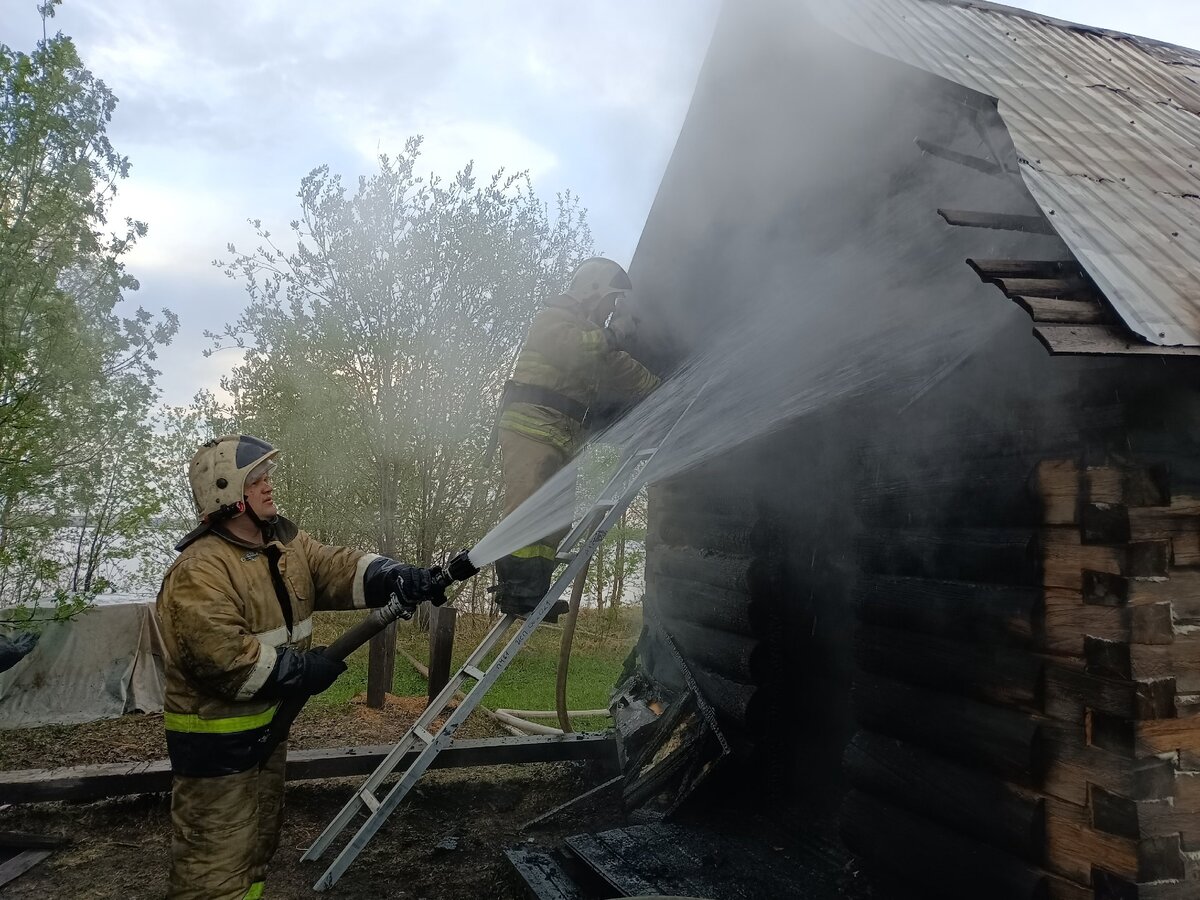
157,434,445,899
494,258,660,618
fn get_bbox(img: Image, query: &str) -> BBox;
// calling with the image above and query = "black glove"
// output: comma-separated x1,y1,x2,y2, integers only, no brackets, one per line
364,557,447,609
255,646,346,699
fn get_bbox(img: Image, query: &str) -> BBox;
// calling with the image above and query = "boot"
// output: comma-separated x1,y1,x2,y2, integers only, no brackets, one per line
491,584,570,623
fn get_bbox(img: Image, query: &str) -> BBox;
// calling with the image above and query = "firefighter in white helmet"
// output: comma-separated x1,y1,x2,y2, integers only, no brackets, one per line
494,258,660,618
157,434,445,899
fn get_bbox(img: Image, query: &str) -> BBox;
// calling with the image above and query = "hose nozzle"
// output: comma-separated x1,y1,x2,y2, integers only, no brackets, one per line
430,548,480,591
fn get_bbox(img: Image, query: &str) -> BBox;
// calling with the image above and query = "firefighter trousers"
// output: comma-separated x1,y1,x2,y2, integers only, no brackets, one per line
167,743,287,899
495,428,572,612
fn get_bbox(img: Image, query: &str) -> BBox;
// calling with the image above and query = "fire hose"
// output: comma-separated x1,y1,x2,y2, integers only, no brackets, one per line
258,549,479,761
554,565,590,733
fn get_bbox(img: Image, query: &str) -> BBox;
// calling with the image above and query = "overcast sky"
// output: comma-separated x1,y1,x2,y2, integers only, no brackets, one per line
1,0,1197,408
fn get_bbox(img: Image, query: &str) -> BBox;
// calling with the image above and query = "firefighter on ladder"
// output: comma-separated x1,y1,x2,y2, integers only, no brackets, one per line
494,258,660,619
157,434,446,899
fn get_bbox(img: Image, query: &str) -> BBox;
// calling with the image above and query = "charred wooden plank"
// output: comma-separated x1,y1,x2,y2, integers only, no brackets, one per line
644,547,764,595
967,259,1077,282
915,138,1005,175
938,208,1058,234
1016,297,1107,324
650,509,767,557
1139,771,1200,848
1091,868,1199,900
1041,720,1176,807
860,459,1043,528
646,617,763,684
592,826,718,899
857,624,1042,706
1131,604,1175,645
1042,530,1169,591
1136,717,1200,757
858,527,1038,585
1036,459,1082,526
855,576,1038,644
0,735,618,804
644,577,763,636
504,848,586,900
1128,571,1200,623
844,731,1044,861
1044,663,1175,723
996,277,1094,301
1081,503,1132,544
1087,785,1200,848
1043,591,1130,657
1131,642,1200,693
0,832,66,850
1087,637,1133,680
1045,796,1138,883
840,789,1049,900
1034,326,1200,357
1045,873,1093,900
0,850,52,889
564,833,661,896
854,675,1044,781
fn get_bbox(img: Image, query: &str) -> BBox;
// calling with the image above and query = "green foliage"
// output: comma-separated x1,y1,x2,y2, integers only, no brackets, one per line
211,137,593,563
309,609,639,716
134,397,235,582
575,446,648,610
0,11,176,621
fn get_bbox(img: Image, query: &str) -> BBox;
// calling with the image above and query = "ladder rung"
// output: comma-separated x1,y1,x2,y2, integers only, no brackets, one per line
414,727,435,745
463,666,486,681
359,790,380,813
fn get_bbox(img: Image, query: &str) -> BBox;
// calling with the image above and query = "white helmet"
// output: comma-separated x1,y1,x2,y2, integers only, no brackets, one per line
188,434,279,522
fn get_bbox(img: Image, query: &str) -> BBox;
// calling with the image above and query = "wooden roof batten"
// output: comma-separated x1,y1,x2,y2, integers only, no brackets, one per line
942,211,1200,358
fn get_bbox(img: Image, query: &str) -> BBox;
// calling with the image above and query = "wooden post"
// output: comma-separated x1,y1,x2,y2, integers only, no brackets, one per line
366,621,397,709
427,605,457,705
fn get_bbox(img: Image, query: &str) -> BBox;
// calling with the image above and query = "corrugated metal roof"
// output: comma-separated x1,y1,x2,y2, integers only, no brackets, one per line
811,0,1200,347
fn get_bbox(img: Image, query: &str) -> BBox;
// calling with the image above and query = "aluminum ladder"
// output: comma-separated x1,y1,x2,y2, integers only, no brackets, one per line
302,445,662,890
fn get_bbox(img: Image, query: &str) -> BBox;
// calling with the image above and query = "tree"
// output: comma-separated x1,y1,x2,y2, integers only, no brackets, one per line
0,4,177,616
133,396,237,585
213,138,593,571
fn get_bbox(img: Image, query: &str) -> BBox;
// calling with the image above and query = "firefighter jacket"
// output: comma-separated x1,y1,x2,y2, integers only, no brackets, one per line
499,294,660,455
157,517,380,778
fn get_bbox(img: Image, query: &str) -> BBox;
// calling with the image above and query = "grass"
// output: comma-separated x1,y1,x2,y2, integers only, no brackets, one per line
310,607,640,729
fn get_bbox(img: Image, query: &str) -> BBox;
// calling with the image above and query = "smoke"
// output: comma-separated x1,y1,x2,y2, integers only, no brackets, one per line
471,217,999,566
471,0,1070,568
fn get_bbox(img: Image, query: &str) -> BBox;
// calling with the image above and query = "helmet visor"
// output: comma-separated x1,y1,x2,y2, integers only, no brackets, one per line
246,458,278,487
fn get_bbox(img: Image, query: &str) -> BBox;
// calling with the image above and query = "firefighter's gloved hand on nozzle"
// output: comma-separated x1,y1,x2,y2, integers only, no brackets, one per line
255,646,347,699
364,557,448,609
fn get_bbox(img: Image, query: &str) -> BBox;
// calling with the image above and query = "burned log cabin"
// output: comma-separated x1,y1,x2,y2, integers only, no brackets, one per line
617,1,1200,898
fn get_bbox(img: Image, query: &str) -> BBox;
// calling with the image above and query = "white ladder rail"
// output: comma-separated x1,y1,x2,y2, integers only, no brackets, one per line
305,450,657,891
303,382,709,890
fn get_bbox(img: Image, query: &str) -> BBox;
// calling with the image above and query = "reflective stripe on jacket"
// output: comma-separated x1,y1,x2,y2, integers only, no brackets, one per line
157,517,377,776
499,295,659,452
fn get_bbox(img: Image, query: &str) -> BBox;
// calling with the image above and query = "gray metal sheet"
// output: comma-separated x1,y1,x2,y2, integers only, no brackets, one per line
812,0,1200,347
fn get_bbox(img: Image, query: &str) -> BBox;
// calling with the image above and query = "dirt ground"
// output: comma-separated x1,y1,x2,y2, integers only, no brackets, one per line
0,696,626,899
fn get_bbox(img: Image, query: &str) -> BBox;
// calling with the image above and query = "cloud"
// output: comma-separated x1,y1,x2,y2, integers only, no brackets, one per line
1,0,720,403
346,118,559,181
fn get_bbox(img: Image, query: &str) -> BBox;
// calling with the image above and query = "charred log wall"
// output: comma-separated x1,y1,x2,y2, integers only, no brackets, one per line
629,3,1200,898
846,373,1200,900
